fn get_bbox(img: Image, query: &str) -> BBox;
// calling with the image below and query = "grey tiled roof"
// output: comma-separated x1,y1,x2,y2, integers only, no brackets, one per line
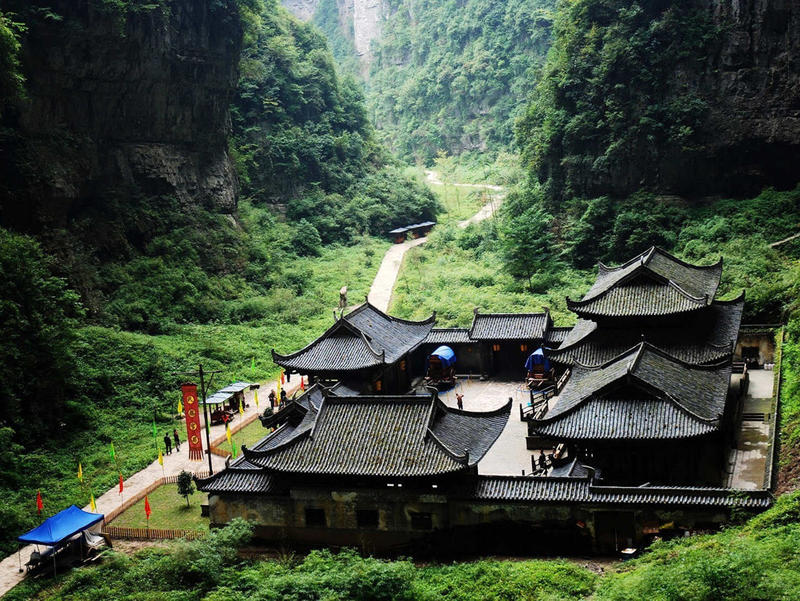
548,297,744,367
568,247,722,318
533,399,718,440
546,327,572,346
424,328,472,344
534,343,731,440
272,303,435,373
196,461,275,495
473,477,772,508
470,312,550,341
243,395,510,478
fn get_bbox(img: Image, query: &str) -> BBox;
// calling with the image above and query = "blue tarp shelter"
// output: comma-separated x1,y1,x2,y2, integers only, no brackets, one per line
18,505,104,546
430,345,456,368
525,348,551,372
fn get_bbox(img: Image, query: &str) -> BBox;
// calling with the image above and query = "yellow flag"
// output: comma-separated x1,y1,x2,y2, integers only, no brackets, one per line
177,396,183,415
90,493,96,512
254,389,259,409
238,397,244,415
226,423,231,446
77,462,83,483
158,449,163,466
276,375,282,405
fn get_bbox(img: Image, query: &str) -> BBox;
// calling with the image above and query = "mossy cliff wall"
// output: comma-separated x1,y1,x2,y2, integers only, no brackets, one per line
527,0,800,203
0,0,242,233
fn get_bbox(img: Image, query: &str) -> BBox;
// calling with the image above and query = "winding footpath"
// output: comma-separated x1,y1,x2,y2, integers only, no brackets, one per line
368,171,505,312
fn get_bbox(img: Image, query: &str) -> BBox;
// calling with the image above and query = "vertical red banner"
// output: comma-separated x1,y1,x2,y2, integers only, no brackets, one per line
181,383,204,461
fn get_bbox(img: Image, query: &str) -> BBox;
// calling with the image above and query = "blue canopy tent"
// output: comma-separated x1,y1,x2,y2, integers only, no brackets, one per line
525,348,551,373
429,345,456,368
17,505,104,575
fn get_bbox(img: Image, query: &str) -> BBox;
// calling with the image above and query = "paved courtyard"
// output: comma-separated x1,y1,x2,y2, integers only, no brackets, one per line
437,378,539,476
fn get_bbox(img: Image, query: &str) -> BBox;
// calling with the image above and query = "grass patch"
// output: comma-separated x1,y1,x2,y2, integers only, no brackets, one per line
390,222,593,327
0,238,387,556
217,416,273,456
110,482,208,532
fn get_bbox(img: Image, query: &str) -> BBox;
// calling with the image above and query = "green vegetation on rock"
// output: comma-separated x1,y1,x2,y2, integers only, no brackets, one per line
368,0,555,163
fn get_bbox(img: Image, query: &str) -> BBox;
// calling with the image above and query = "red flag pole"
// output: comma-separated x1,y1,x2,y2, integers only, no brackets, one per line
36,490,43,515
144,495,151,537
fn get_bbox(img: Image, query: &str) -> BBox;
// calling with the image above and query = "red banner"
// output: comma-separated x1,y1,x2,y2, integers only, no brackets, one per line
182,383,204,461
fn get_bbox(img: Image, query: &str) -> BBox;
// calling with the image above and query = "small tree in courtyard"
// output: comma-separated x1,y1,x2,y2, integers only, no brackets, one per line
177,470,194,507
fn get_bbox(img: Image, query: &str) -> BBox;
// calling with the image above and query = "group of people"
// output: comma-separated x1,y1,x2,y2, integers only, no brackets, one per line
267,388,287,408
163,429,181,455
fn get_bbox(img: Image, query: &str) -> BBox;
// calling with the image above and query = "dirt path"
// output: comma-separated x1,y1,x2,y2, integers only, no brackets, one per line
0,380,296,597
367,170,504,312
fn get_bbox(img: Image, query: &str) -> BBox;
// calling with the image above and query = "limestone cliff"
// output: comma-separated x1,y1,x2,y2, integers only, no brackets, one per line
281,0,382,65
529,0,800,202
700,0,800,195
0,0,242,233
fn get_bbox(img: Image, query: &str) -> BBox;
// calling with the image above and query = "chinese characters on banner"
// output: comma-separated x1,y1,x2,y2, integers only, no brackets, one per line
181,383,204,461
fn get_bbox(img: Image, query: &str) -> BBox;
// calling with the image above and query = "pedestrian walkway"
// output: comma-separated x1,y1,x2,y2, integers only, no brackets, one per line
728,370,776,489
0,380,293,598
367,171,504,312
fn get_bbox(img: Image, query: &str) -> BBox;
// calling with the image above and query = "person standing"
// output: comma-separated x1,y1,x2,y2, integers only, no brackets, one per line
456,393,464,410
164,433,172,455
173,429,181,452
268,389,276,409
280,389,287,405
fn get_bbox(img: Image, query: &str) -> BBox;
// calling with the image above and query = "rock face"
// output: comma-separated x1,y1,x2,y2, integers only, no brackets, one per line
700,0,800,196
352,0,383,59
0,0,242,232
282,0,321,21
281,0,383,65
592,0,800,199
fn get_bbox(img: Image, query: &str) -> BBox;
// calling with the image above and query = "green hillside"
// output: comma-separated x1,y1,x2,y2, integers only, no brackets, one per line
367,0,555,163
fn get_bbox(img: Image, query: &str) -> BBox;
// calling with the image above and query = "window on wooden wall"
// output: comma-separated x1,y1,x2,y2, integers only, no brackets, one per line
305,507,326,527
410,512,432,530
356,509,379,529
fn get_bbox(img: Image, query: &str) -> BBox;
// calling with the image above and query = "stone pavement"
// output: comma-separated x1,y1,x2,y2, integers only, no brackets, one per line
728,370,776,489
0,380,290,598
368,236,428,312
437,378,535,476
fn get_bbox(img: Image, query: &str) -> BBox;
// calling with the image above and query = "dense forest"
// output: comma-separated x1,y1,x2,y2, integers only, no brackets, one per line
1,0,800,597
366,0,555,163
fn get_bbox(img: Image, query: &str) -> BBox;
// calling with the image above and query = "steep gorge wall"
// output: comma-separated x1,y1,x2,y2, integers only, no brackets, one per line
530,0,800,202
701,0,800,194
0,0,242,233
282,0,382,64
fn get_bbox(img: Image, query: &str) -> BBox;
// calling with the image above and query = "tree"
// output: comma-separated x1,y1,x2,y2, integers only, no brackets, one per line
291,219,323,257
0,228,82,444
499,199,555,292
0,11,25,118
177,470,194,507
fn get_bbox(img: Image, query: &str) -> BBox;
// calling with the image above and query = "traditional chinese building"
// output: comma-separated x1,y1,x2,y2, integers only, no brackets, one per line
526,247,744,485
271,302,435,394
200,247,773,554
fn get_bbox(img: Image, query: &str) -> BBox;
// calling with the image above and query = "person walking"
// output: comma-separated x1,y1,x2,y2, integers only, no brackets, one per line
268,389,276,409
456,393,464,410
173,429,181,452
280,389,287,405
164,433,172,455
